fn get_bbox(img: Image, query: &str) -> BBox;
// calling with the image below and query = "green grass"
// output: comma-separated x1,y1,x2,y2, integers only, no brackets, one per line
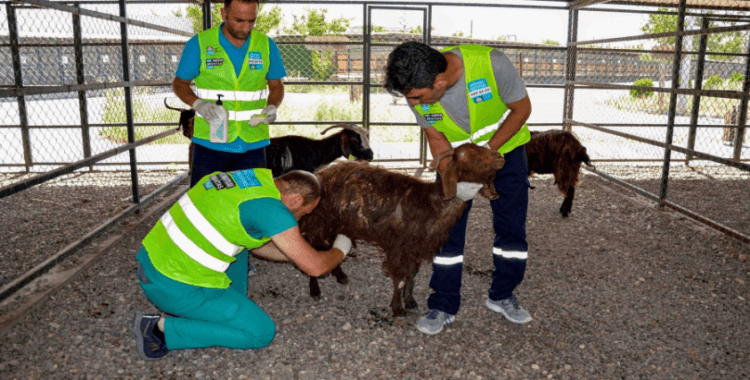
100,85,420,145
100,89,186,144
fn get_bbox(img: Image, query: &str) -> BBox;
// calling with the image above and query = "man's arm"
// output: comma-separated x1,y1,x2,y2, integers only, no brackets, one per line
485,95,532,151
266,78,284,109
172,77,199,108
424,127,454,173
255,225,344,277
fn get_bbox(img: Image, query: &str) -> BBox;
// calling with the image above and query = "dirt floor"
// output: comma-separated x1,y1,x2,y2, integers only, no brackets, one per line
1,170,749,380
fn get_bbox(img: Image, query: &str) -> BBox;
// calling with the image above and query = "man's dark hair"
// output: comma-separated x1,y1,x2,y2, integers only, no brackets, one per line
224,0,260,10
384,41,448,97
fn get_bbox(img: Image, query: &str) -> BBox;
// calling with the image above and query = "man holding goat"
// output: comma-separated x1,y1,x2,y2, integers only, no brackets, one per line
385,41,534,335
133,169,352,360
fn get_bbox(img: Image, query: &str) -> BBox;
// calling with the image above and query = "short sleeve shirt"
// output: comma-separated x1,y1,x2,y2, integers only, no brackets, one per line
239,197,297,239
410,48,527,133
175,24,287,81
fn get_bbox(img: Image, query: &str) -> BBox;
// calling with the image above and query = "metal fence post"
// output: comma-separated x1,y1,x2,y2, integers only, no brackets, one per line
563,7,578,132
119,0,139,204
203,0,212,31
72,5,92,171
733,30,750,161
686,16,709,165
659,0,687,208
7,3,32,172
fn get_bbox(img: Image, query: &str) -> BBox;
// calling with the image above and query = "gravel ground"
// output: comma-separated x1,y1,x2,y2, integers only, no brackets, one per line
1,168,749,380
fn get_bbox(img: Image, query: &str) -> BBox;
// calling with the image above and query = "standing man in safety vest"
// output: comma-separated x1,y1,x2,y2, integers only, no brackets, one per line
173,0,285,187
132,169,352,360
385,41,533,335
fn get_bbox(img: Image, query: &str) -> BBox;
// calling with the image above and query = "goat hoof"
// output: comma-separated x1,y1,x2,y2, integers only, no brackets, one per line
311,294,322,301
405,299,418,310
391,307,407,317
336,276,349,285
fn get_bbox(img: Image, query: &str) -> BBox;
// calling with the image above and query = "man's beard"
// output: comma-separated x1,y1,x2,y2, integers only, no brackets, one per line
227,24,249,40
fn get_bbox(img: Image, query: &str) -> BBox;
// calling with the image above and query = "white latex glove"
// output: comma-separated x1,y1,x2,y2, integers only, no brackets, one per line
248,105,277,127
455,182,483,201
192,99,223,123
332,234,352,257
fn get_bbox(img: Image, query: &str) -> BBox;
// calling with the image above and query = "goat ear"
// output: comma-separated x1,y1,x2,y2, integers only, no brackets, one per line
340,135,350,156
441,160,459,200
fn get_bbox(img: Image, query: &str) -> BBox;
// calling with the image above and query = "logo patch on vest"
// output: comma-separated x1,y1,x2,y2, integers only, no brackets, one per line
231,170,262,188
468,78,493,104
423,113,443,125
207,46,214,56
421,104,430,112
206,58,224,69
247,52,263,70
208,173,236,190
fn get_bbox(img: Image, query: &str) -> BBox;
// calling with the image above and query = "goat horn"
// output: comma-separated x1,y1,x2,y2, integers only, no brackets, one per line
164,98,187,112
429,148,454,172
320,124,349,135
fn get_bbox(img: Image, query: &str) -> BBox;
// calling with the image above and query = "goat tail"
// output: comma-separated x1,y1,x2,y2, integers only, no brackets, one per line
164,98,187,112
577,146,594,168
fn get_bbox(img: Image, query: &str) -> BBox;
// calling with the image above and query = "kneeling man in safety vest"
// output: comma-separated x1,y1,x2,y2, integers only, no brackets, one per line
132,169,351,360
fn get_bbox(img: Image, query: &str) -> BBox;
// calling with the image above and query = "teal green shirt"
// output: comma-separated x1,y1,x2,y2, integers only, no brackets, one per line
239,197,297,239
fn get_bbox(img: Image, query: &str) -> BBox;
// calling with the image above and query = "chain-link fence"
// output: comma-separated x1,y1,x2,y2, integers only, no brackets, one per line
1,0,749,294
564,0,750,243
0,0,195,292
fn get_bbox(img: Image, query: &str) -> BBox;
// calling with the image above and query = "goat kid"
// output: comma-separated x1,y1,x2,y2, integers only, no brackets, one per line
526,129,593,217
298,143,505,316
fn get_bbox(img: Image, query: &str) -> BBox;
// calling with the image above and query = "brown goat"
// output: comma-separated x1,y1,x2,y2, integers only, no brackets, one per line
298,143,505,316
525,129,593,217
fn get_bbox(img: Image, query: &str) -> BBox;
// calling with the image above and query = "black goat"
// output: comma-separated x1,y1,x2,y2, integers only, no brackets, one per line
266,124,374,177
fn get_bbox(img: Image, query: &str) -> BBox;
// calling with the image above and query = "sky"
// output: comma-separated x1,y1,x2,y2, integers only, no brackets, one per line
124,1,653,47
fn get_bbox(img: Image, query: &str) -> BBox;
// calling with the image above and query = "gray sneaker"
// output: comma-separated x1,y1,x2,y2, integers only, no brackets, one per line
416,309,455,335
486,294,533,324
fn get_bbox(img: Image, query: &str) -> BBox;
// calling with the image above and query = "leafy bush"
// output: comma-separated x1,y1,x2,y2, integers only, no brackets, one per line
729,72,744,84
704,75,724,90
630,78,654,98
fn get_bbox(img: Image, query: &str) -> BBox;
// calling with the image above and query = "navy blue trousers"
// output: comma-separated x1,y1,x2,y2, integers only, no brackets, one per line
190,144,267,187
427,145,530,315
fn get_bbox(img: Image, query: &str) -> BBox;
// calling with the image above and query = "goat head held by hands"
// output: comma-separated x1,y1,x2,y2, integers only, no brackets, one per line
298,143,504,316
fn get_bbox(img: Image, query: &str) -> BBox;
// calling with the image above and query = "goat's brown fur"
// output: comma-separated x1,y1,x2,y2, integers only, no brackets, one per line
525,129,593,217
298,143,504,316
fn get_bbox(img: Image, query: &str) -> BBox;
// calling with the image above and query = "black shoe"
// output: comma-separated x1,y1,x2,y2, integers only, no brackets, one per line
133,311,169,361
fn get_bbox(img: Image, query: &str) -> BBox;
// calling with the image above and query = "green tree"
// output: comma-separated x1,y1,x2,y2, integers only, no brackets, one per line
541,39,559,46
282,8,350,36
371,25,388,33
177,3,283,34
282,8,352,81
641,8,745,61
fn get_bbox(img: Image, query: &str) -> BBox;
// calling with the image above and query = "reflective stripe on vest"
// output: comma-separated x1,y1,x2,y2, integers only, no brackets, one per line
178,194,244,258
160,211,231,273
195,88,268,102
449,111,511,148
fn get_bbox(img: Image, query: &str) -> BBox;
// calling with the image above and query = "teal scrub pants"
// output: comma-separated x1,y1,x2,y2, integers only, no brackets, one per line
136,247,276,350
